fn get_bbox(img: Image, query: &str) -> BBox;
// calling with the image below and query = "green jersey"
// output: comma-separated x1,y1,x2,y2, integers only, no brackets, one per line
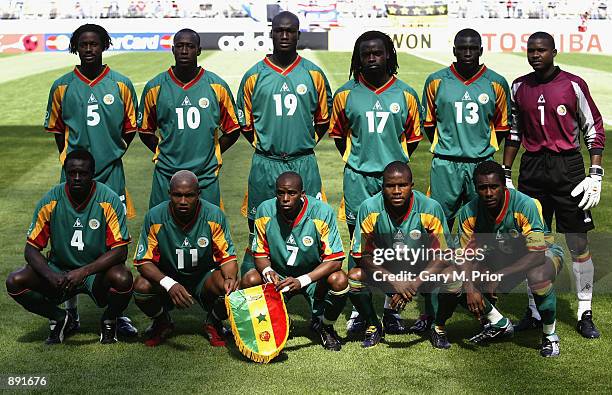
458,188,546,258
423,65,511,159
329,76,423,173
44,66,138,181
138,67,240,185
134,199,237,288
26,181,130,270
252,196,345,277
236,56,332,157
351,191,449,258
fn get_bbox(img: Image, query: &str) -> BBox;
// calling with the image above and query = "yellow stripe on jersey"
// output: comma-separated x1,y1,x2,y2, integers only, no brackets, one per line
492,81,510,131
99,202,129,248
308,70,330,124
27,201,57,248
208,221,232,264
423,79,441,127
59,125,69,164
211,83,240,133
135,223,162,263
312,218,342,259
117,81,137,132
459,216,477,249
213,128,222,176
489,120,499,151
400,132,408,158
253,216,272,256
341,130,352,163
419,213,448,250
47,85,67,133
329,90,350,138
354,212,380,256
244,286,278,356
430,126,440,153
403,91,422,142
515,199,546,251
139,85,161,133
241,74,259,131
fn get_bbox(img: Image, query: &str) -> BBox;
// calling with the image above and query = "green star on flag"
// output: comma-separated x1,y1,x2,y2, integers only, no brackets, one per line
257,312,267,323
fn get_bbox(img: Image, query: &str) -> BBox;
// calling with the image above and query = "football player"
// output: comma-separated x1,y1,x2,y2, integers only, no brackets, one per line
6,150,133,344
241,172,348,351
138,28,240,209
133,170,239,347
503,32,605,339
329,30,423,335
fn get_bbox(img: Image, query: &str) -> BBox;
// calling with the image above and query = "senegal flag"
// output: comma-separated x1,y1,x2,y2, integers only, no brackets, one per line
226,284,289,363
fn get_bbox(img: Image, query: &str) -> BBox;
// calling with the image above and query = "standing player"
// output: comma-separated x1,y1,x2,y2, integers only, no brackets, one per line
241,172,349,351
419,28,511,333
236,11,332,270
329,30,423,334
348,162,450,348
6,150,133,344
133,170,239,347
138,28,241,209
44,24,139,334
434,161,562,357
503,32,605,338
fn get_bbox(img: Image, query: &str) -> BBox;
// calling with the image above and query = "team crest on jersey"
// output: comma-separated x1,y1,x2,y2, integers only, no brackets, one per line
197,237,209,248
537,94,546,103
478,93,489,104
182,237,191,247
73,218,83,228
557,105,567,116
181,96,192,106
296,84,307,95
88,93,97,104
198,97,210,109
389,102,400,114
280,83,291,92
287,234,297,245
88,219,100,230
462,91,472,101
509,229,520,238
346,211,356,221
373,101,383,111
103,94,114,105
302,236,314,247
409,229,422,240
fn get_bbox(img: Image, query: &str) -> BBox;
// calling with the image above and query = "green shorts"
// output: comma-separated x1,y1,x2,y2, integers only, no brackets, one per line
429,156,490,221
155,269,216,311
149,167,221,209
342,166,383,226
247,151,322,220
47,262,106,308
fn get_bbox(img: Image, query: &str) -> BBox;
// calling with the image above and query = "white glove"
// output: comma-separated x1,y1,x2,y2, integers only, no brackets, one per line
571,165,603,210
502,165,515,189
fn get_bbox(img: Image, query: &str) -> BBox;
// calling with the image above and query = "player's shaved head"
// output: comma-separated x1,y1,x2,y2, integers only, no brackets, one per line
383,161,412,182
454,28,481,47
528,31,555,49
64,149,95,174
175,28,200,48
272,11,299,29
170,170,198,190
473,160,505,187
276,171,303,191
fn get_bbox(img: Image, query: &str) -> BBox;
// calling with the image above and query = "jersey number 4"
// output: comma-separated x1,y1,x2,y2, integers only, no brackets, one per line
70,230,85,251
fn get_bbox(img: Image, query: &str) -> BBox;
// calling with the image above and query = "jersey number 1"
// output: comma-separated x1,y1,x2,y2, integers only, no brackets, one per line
176,248,198,269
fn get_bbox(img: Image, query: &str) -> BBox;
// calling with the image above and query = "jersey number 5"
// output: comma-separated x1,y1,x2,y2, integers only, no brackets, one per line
87,104,100,126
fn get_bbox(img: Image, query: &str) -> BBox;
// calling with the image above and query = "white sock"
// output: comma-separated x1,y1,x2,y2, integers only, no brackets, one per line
486,306,504,325
572,257,594,319
527,287,541,320
349,307,360,319
543,320,556,336
64,295,78,310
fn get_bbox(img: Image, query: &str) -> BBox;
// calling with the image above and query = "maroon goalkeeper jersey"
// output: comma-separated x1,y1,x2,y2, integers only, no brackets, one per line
508,67,605,154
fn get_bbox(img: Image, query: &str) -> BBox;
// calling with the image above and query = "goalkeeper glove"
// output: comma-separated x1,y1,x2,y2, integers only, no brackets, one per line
570,165,603,210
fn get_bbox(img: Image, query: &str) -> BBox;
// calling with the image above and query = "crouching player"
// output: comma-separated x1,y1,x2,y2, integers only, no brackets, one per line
241,172,349,351
6,150,133,344
434,161,562,357
348,161,451,348
133,170,239,347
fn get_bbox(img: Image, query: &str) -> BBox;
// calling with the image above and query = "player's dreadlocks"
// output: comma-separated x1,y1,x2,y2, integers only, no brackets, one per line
64,149,96,174
528,31,556,49
349,30,398,82
69,24,112,54
473,160,505,187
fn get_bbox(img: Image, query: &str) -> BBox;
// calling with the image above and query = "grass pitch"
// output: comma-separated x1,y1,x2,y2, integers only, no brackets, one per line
0,50,611,393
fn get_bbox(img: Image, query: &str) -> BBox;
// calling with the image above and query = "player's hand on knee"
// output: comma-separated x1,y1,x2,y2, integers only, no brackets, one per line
262,267,280,285
390,293,409,310
223,277,239,295
571,167,603,210
466,289,484,315
64,268,87,292
46,271,68,290
276,277,300,293
168,283,195,309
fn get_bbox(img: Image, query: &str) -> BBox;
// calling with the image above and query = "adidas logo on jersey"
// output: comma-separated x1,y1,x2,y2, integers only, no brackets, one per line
280,83,291,92
73,218,83,228
287,234,297,246
88,93,97,104
538,94,545,103
182,237,191,248
373,101,383,111
181,96,192,106
462,91,472,101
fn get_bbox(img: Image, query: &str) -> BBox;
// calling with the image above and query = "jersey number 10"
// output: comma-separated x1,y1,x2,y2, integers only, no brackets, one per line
175,107,201,129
